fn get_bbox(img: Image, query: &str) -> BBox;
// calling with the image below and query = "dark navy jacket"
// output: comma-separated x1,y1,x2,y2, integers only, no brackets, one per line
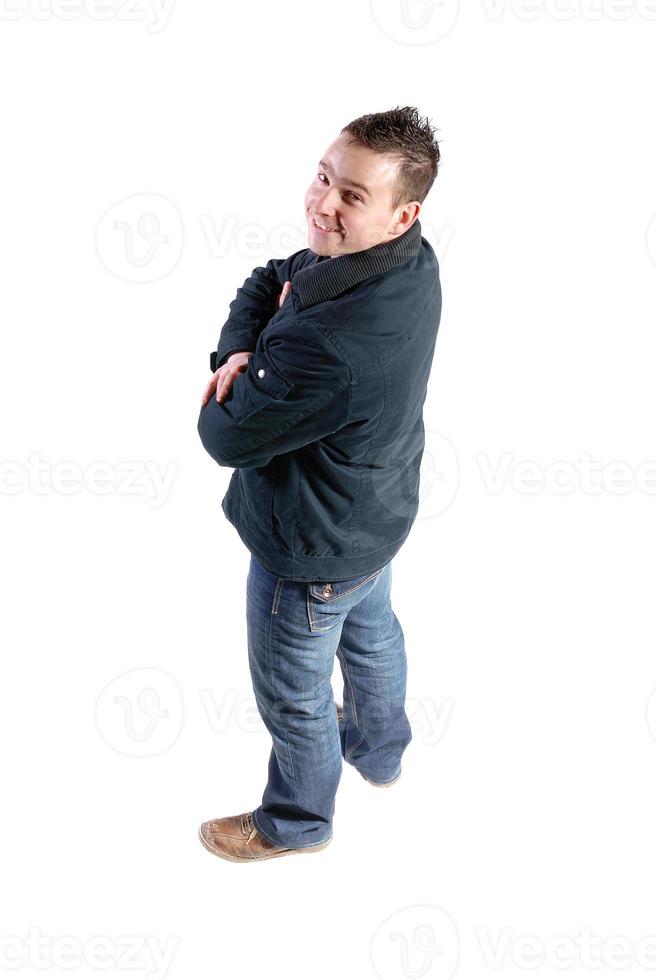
197,218,441,581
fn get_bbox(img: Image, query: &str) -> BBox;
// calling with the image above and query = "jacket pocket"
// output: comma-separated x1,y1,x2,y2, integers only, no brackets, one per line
228,350,295,424
306,565,385,633
241,460,278,530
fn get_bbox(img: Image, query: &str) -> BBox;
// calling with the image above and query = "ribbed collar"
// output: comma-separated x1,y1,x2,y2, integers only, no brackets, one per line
291,218,423,312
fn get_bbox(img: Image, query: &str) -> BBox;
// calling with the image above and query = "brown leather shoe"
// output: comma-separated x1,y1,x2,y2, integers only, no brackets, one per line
198,811,332,862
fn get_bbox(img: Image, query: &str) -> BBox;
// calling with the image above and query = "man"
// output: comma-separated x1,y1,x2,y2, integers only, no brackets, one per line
197,106,442,862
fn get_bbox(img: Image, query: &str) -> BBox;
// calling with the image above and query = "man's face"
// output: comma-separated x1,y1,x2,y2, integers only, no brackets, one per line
304,131,419,257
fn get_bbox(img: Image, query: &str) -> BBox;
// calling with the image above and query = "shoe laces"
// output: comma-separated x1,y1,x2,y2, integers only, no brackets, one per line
241,812,260,844
241,811,276,848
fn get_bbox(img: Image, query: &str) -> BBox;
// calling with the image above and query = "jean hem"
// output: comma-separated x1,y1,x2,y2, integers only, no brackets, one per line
357,766,402,785
251,808,333,850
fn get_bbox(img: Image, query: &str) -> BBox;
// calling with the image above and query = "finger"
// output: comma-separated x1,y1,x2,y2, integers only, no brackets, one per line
201,373,219,406
216,370,235,403
278,280,291,309
216,359,249,401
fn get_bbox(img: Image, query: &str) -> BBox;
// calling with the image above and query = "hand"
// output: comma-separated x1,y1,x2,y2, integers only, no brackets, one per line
201,281,291,407
201,351,253,406
278,280,292,309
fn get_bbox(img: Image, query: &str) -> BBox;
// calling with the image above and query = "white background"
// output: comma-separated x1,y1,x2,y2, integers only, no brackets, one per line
2,1,656,978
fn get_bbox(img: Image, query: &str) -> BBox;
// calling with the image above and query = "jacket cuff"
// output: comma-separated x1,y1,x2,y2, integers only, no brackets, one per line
210,348,242,373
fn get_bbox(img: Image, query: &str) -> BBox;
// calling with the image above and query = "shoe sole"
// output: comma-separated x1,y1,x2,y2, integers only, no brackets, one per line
198,826,332,862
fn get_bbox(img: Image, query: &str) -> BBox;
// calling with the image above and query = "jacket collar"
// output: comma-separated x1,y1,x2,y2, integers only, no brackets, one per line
291,218,423,312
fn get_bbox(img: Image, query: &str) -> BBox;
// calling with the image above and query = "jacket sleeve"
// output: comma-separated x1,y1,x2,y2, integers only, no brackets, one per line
210,250,308,373
198,322,351,469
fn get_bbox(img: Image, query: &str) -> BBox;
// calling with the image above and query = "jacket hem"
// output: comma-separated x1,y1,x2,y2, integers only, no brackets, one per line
221,492,409,582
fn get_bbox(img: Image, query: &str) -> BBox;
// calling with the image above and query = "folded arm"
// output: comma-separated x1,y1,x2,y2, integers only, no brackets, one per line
210,250,307,373
199,322,351,469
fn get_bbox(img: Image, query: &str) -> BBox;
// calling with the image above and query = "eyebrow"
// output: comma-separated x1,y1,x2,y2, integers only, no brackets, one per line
318,159,371,198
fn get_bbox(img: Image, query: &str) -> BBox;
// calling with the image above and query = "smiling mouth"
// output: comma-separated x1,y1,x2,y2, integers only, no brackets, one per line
311,215,343,235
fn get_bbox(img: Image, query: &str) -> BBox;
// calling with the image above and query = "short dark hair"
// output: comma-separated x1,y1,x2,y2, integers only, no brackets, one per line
340,105,441,212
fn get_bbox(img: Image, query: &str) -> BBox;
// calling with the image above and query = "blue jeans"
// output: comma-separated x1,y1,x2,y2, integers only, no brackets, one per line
246,554,413,849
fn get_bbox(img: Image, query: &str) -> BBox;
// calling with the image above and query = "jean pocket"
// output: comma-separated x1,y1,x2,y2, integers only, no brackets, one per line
306,566,385,633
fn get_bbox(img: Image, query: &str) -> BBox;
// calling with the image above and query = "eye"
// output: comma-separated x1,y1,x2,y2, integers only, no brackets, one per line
316,173,362,204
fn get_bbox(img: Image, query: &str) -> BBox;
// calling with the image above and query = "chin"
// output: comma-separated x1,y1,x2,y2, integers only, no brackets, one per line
312,238,335,252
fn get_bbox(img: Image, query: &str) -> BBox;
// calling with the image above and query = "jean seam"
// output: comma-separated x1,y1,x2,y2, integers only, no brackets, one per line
271,577,284,615
336,643,364,764
309,566,384,603
264,580,300,845
307,568,384,633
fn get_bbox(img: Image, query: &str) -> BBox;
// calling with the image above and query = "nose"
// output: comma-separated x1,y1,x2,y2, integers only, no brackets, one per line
314,185,339,217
